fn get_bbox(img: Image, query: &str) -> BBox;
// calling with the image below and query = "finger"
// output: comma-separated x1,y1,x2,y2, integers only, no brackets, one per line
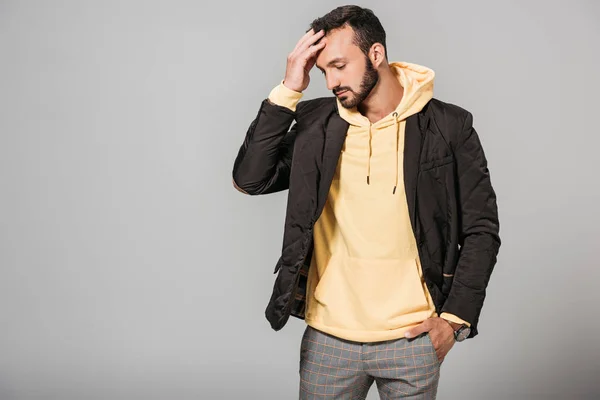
304,56,320,74
404,322,430,339
294,28,322,53
293,29,315,52
304,29,325,50
301,44,325,73
304,57,316,72
301,39,326,63
296,29,325,54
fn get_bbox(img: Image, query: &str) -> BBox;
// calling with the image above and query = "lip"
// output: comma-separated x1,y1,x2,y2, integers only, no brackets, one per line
336,90,348,96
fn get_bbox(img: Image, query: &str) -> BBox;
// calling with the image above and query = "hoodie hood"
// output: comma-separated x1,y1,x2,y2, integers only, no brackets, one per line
335,61,435,194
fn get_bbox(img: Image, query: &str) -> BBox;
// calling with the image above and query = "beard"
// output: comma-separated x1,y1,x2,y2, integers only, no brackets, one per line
334,56,379,109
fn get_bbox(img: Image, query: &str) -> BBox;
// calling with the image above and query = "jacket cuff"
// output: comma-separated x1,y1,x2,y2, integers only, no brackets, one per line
440,312,471,327
268,80,303,112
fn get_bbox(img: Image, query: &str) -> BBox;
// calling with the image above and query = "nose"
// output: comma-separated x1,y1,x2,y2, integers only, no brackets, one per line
326,74,340,91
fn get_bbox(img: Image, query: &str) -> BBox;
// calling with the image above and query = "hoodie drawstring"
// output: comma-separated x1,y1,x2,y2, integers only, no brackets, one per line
366,113,401,195
367,123,372,185
393,112,399,195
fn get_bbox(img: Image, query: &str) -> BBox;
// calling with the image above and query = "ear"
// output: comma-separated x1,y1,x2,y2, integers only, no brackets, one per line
369,43,387,68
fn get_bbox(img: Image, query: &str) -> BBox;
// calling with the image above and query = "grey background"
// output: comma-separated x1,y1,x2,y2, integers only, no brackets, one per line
1,0,598,399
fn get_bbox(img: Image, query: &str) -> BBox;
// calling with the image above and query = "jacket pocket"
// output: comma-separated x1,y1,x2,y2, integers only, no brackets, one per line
273,257,283,274
420,154,454,172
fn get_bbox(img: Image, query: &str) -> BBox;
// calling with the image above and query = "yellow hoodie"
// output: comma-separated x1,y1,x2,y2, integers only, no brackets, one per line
269,62,469,342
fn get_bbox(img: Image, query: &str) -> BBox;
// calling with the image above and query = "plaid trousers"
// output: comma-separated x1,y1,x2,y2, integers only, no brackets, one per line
299,325,441,399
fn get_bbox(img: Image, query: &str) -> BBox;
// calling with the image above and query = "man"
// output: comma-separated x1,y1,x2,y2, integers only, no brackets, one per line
232,5,500,399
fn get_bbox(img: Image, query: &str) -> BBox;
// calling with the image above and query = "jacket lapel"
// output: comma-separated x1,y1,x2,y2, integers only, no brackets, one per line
404,113,425,235
313,104,428,232
315,111,348,220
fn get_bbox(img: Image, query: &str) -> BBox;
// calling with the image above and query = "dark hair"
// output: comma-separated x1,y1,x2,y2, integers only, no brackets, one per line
310,5,387,59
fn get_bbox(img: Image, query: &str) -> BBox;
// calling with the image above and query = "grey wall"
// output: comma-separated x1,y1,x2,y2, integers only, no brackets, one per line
1,0,598,399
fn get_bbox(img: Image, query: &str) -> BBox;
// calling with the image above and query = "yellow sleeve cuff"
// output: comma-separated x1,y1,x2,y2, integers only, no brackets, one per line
440,312,471,327
268,80,303,112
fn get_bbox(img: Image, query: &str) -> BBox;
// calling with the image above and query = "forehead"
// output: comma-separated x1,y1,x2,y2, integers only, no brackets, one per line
315,25,362,67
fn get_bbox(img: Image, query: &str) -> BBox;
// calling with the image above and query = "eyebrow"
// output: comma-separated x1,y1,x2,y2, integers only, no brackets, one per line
316,57,347,71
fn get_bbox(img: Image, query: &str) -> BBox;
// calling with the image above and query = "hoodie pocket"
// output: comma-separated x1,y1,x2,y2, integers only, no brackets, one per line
312,255,432,331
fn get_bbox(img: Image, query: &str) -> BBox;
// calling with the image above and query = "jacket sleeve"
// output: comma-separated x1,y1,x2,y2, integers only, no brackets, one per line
232,99,299,195
440,111,501,338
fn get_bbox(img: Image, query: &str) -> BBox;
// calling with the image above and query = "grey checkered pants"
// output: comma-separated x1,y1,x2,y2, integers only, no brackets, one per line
299,325,441,399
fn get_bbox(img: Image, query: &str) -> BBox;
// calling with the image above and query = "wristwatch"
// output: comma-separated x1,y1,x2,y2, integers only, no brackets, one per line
453,324,471,342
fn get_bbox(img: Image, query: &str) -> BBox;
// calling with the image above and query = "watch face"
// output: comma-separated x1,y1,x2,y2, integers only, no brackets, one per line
456,327,471,342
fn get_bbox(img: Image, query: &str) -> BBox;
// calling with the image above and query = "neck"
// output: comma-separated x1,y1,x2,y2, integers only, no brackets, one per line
358,66,404,124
